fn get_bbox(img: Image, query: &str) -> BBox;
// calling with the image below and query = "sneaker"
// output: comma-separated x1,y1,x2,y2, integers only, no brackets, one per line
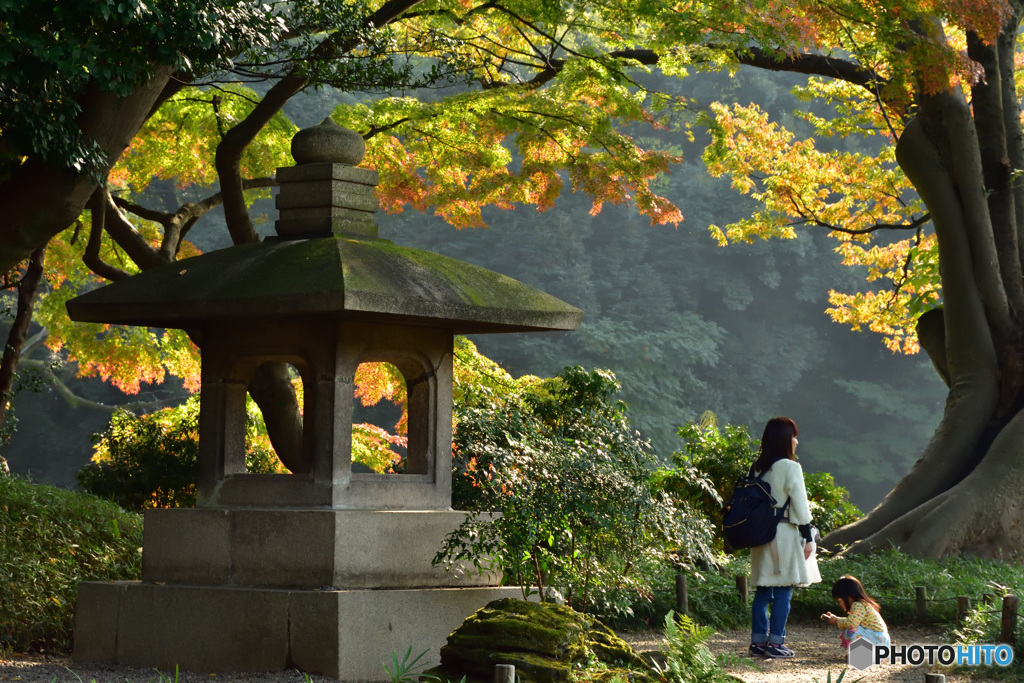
749,642,767,657
765,643,795,658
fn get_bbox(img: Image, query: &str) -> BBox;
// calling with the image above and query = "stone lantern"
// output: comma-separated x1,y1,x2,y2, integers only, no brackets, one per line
69,119,581,680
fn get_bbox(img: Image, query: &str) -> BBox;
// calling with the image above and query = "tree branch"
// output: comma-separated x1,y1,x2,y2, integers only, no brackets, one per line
20,329,48,358
215,0,425,247
527,46,883,102
0,247,46,437
794,212,931,235
109,177,277,264
85,187,132,281
0,66,175,274
550,46,882,88
18,359,171,415
101,187,168,270
736,48,883,89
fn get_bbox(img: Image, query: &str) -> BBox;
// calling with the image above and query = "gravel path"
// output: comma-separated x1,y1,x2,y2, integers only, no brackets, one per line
1,624,1006,682
623,623,1005,683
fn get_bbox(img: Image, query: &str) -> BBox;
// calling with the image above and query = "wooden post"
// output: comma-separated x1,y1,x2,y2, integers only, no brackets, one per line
1000,595,1018,645
956,596,970,625
736,575,748,604
916,586,928,619
495,664,515,683
675,574,688,615
924,674,946,683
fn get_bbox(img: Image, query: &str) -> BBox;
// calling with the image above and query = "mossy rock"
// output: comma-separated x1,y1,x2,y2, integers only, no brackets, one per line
428,598,654,683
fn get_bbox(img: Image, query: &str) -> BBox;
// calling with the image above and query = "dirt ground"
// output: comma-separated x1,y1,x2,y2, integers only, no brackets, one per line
0,623,1008,682
622,623,1006,683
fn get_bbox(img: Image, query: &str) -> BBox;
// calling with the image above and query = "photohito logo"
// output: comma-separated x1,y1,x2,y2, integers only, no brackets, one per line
847,639,1015,671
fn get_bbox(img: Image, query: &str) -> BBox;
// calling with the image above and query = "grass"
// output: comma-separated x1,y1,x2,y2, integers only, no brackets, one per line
791,547,1024,626
0,475,143,654
626,548,1024,632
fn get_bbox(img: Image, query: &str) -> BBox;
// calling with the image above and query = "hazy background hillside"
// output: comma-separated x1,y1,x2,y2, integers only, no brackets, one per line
1,67,945,510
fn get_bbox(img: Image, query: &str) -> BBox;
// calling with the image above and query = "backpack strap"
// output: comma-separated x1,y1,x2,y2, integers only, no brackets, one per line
753,463,796,522
751,465,788,515
776,497,791,521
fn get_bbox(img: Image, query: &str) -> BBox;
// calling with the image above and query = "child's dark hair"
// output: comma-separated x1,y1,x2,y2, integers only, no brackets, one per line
832,575,880,612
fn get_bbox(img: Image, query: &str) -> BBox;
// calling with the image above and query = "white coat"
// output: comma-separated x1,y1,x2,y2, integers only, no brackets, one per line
749,458,822,588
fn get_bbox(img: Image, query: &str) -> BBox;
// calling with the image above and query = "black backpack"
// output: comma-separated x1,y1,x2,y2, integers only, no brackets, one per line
722,468,789,550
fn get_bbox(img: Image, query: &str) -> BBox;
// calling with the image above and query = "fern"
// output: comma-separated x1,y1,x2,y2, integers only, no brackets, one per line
653,611,746,683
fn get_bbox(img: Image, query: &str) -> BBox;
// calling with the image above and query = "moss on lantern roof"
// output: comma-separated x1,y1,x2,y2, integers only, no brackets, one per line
66,236,583,333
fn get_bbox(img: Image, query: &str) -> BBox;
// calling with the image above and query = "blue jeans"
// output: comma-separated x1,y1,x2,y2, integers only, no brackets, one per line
751,585,793,645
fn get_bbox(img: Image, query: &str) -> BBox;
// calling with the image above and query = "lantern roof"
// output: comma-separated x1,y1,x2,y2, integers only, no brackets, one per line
67,118,582,333
66,234,583,333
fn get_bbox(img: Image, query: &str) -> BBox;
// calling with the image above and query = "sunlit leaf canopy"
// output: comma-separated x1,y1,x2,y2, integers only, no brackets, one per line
0,0,287,175
628,0,1013,353
11,0,1018,414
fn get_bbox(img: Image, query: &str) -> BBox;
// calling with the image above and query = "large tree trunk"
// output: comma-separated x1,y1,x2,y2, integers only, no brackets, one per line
853,409,1024,557
824,25,1024,555
0,68,174,274
247,362,308,473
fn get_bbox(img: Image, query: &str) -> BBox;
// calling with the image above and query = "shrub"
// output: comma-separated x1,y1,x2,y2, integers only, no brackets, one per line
621,556,751,632
0,476,142,653
439,366,716,618
77,394,284,509
658,413,862,549
952,599,1024,682
803,470,862,538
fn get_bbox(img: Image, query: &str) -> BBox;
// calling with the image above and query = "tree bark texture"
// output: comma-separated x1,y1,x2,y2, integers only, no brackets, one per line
0,67,174,275
824,15,1024,555
0,247,46,440
247,362,309,474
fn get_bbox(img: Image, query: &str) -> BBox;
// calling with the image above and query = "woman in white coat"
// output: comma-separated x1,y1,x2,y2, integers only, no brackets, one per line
748,417,821,658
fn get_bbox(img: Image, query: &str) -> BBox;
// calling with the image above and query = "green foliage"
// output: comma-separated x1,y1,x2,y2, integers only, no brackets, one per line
620,555,750,632
438,366,715,617
656,413,862,549
952,602,1024,682
803,471,862,540
812,670,862,683
385,172,944,508
0,0,285,175
652,612,738,683
632,550,1024,645
384,646,434,683
119,84,298,193
0,476,142,653
653,413,756,540
76,394,283,510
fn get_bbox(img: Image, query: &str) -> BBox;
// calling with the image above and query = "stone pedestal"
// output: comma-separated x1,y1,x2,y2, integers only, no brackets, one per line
74,582,519,680
140,508,500,589
73,509,513,681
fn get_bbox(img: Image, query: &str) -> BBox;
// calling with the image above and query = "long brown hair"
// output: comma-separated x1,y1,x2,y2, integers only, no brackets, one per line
752,417,798,474
832,575,881,612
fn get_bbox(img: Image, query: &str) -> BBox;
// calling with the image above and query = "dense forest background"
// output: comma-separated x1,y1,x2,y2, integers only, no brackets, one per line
1,67,945,509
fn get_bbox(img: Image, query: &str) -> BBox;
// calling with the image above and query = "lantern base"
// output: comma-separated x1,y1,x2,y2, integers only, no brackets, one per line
73,581,521,680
